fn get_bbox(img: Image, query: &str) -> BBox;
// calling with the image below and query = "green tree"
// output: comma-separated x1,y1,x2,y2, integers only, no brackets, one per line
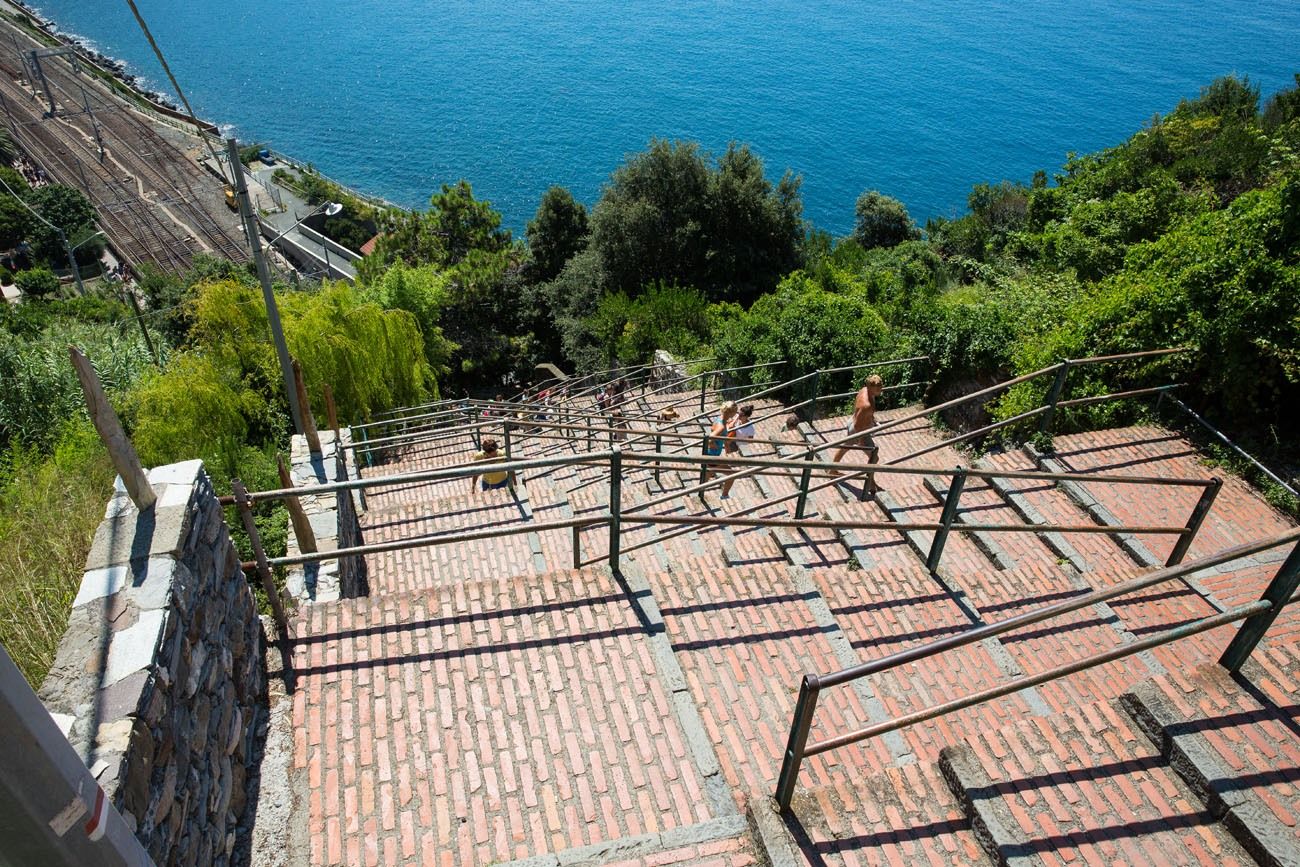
852,190,920,250
526,186,588,282
0,167,32,250
588,139,802,302
28,185,96,264
14,267,58,298
359,180,511,280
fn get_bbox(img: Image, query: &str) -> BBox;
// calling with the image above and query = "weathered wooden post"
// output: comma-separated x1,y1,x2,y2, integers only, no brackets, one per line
291,359,322,456
68,346,156,510
323,382,340,437
277,453,318,554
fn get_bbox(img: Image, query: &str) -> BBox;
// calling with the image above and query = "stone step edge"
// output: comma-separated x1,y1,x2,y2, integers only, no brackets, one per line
493,813,751,867
1120,675,1300,867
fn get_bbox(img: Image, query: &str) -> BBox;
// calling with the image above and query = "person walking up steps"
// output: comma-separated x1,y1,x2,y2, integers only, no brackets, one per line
703,401,738,483
720,404,756,499
831,374,883,495
470,438,511,495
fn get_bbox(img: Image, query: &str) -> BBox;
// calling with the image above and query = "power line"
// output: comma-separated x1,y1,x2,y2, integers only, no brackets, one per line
121,0,229,185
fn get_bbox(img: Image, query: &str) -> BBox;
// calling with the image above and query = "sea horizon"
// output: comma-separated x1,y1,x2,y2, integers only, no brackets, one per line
22,0,1300,235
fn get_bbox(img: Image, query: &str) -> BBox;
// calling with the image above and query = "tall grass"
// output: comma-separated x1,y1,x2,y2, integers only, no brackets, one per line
0,423,114,688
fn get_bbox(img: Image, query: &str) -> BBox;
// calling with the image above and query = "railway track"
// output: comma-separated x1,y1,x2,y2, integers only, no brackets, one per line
0,23,248,273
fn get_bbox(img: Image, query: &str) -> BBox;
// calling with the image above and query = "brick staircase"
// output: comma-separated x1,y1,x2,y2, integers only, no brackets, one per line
276,384,1300,866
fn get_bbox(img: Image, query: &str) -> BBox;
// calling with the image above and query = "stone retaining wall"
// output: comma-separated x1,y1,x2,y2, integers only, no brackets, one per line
39,460,266,867
285,429,368,602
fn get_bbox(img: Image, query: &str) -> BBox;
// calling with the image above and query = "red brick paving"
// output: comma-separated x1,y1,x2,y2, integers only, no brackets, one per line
285,403,1300,866
650,560,894,803
962,700,1252,866
291,568,713,867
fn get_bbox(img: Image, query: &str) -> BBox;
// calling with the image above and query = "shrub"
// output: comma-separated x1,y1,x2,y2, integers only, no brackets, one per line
14,267,59,298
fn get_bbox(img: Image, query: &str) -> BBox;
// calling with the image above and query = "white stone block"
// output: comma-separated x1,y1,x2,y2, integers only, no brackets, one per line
103,609,165,687
148,460,204,486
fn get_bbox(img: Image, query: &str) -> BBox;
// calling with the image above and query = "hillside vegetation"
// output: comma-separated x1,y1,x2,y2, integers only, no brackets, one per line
2,73,1297,686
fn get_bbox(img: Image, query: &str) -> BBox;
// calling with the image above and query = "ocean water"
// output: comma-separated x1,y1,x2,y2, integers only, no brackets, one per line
27,0,1300,235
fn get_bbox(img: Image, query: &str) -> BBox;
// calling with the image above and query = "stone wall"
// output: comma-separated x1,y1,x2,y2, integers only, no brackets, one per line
285,429,368,603
39,459,266,867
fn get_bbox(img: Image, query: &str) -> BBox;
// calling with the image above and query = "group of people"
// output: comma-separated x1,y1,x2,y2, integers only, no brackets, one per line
470,372,886,499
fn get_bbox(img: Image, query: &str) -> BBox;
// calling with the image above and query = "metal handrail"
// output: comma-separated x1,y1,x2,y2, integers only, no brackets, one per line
771,525,1300,810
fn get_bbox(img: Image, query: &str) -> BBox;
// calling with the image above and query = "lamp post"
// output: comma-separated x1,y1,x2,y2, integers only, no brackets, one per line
266,201,341,280
225,137,307,435
64,229,106,297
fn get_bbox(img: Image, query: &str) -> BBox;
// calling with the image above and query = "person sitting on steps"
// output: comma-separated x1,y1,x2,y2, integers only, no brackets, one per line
470,438,511,495
830,374,883,495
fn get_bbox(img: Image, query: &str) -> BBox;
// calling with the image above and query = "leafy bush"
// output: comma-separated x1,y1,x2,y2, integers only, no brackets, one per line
14,267,59,298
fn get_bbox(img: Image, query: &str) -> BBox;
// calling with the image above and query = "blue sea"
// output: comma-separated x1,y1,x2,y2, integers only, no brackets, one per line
29,0,1300,235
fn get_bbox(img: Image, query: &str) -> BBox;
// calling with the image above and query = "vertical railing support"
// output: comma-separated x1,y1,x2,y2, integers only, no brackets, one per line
572,523,582,569
1219,541,1300,672
927,467,967,573
233,478,290,640
471,410,482,450
1038,360,1072,436
794,450,815,519
655,433,663,486
700,373,708,412
809,371,821,423
503,421,512,460
699,434,710,485
608,448,623,571
1165,478,1221,566
774,673,821,812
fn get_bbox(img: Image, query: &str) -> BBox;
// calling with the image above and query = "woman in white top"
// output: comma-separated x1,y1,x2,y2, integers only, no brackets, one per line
720,404,756,499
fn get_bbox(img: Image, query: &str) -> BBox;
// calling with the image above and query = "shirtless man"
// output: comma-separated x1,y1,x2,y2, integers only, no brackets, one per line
831,374,883,493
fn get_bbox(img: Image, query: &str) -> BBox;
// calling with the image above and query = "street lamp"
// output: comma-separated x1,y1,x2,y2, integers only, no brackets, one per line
266,200,342,281
63,229,106,297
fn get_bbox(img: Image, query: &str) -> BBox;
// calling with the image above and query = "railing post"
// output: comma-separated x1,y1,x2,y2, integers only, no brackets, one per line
655,433,662,486
774,673,821,812
1219,541,1300,672
699,434,710,485
927,466,967,572
700,374,707,412
608,448,623,571
471,410,482,450
572,524,582,569
795,450,815,519
809,371,821,423
232,479,290,640
503,420,512,459
1038,360,1072,436
1165,477,1221,566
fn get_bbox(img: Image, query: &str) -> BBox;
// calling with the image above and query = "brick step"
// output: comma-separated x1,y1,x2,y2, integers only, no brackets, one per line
940,695,1255,866
977,448,1138,577
288,565,727,867
786,757,993,866
922,473,1066,573
1121,660,1300,867
872,478,1004,580
643,560,895,807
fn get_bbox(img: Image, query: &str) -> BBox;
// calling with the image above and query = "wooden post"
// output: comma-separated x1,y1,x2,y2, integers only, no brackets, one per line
277,454,318,554
323,382,340,438
292,359,322,455
68,346,156,510
232,478,290,640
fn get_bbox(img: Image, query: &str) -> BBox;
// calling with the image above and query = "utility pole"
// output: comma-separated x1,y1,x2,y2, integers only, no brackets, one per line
56,227,85,297
225,137,304,435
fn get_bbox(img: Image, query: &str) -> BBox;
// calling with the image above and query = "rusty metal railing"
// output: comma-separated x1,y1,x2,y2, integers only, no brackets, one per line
771,526,1300,811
